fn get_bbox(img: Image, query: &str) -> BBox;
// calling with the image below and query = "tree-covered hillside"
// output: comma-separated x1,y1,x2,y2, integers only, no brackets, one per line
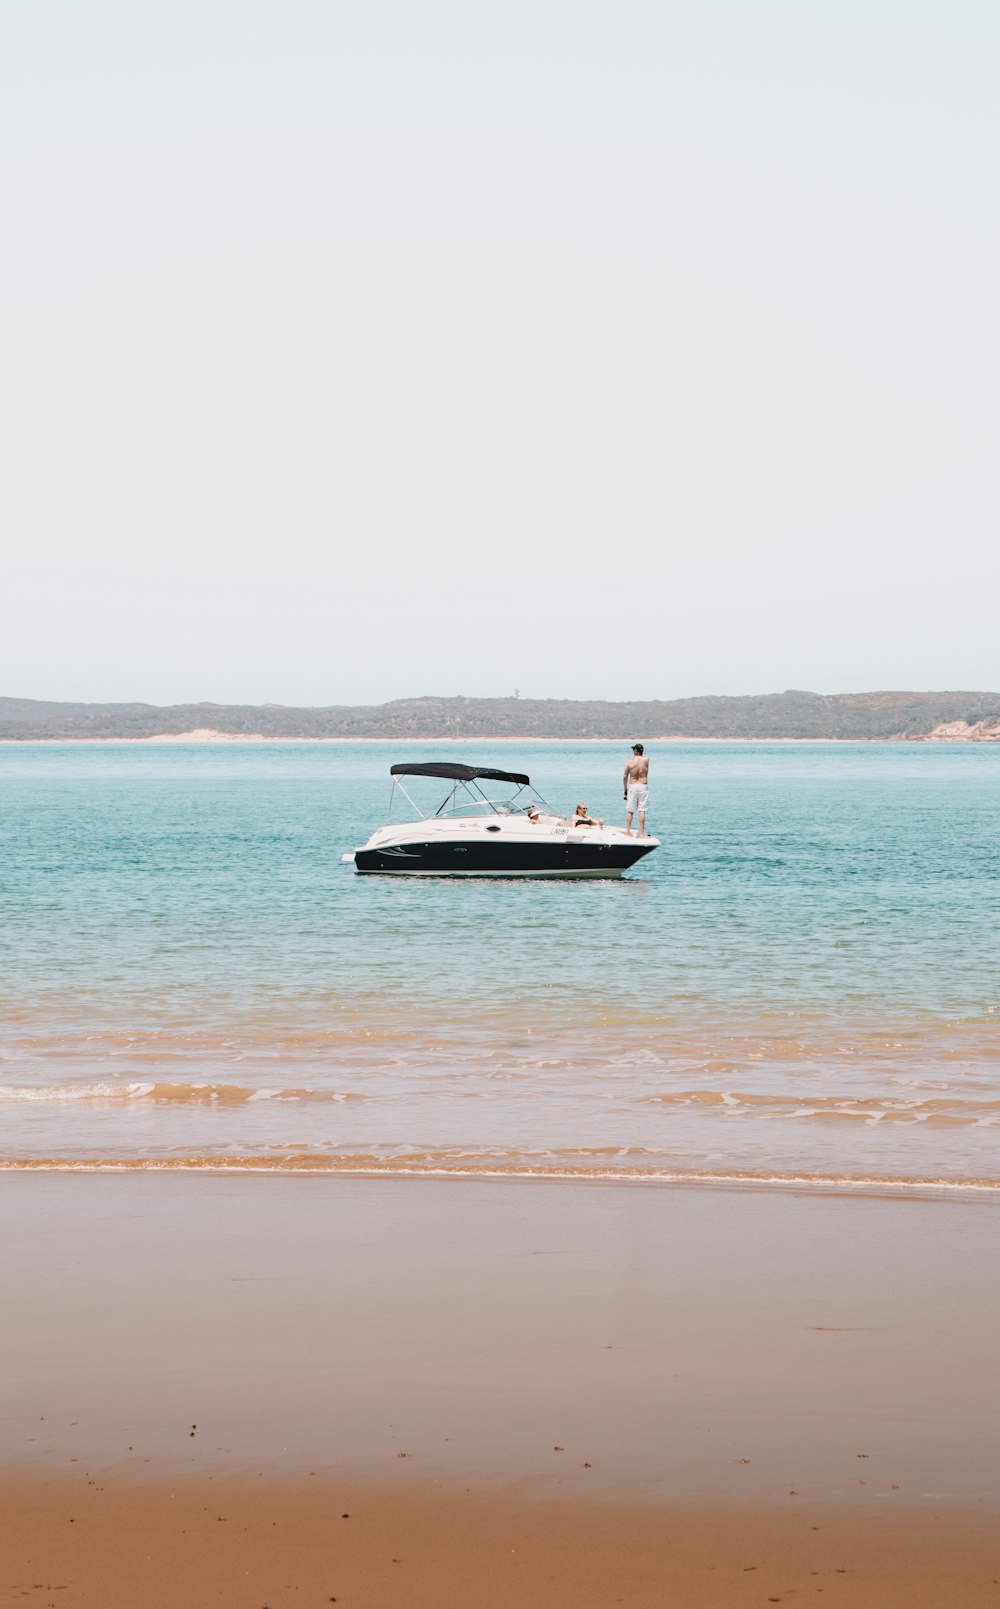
2,690,1000,740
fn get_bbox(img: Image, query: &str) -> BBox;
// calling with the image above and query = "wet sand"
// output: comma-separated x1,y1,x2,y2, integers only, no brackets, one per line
4,1474,999,1607
1,1175,998,1604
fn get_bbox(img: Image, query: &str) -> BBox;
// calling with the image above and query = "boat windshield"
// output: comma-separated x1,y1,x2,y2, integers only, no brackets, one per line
385,773,556,822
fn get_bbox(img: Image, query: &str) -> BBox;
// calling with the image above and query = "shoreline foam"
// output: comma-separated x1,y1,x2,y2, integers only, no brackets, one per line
1,1155,999,1196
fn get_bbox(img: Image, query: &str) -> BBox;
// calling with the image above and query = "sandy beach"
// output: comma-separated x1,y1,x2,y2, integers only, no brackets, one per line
2,1174,997,1605
5,1473,998,1607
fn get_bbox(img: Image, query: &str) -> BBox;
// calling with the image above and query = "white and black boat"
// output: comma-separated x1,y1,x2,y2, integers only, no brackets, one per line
346,762,659,878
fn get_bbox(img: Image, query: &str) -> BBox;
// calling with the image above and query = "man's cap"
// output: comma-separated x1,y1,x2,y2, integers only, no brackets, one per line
632,742,644,752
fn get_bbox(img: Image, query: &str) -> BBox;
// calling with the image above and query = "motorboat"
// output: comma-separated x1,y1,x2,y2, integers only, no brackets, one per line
345,762,659,878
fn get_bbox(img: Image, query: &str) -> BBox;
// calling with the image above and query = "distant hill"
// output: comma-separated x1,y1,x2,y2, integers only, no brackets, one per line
2,691,1000,741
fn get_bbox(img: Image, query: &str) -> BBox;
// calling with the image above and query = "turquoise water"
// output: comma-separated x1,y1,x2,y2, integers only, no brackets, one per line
1,741,998,1188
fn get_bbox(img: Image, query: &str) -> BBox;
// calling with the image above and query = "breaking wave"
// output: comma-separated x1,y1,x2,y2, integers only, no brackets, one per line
0,1081,367,1104
1,1080,997,1125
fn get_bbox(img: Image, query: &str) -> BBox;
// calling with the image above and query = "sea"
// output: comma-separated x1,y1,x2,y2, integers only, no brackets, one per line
2,740,998,1194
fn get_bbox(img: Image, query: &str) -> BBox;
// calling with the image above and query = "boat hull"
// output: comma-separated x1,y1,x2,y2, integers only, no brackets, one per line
353,838,656,877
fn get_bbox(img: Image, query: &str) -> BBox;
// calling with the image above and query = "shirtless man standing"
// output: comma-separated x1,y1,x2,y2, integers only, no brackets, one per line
623,743,650,837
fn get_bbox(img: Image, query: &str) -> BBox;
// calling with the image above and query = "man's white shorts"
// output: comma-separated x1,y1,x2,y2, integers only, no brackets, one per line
626,783,649,816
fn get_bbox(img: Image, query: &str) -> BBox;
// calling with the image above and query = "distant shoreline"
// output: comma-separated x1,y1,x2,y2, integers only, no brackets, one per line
0,733,983,746
4,692,999,744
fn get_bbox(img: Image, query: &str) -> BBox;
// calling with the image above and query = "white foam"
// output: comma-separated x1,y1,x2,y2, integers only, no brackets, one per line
0,1081,155,1103
1,1157,997,1196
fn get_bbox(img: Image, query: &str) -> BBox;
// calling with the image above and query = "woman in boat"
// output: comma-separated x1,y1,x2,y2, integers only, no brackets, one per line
570,803,604,828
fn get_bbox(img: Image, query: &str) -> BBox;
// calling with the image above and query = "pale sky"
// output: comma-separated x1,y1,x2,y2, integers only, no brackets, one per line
2,1,998,705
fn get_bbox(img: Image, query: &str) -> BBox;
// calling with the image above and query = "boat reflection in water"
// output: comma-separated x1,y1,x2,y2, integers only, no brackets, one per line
346,762,659,878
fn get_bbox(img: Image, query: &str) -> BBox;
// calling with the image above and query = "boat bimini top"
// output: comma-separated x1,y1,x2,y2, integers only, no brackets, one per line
387,761,543,821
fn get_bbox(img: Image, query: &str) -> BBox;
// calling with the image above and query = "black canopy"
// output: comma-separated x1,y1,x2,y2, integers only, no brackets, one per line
390,762,530,786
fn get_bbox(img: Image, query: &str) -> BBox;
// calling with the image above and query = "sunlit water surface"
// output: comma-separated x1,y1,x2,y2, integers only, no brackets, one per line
1,741,998,1191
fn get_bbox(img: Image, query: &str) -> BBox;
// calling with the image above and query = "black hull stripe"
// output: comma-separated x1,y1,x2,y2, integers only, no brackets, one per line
355,867,627,878
354,840,656,876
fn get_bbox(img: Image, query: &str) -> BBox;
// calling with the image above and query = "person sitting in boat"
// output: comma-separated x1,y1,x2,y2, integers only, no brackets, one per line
570,803,604,828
